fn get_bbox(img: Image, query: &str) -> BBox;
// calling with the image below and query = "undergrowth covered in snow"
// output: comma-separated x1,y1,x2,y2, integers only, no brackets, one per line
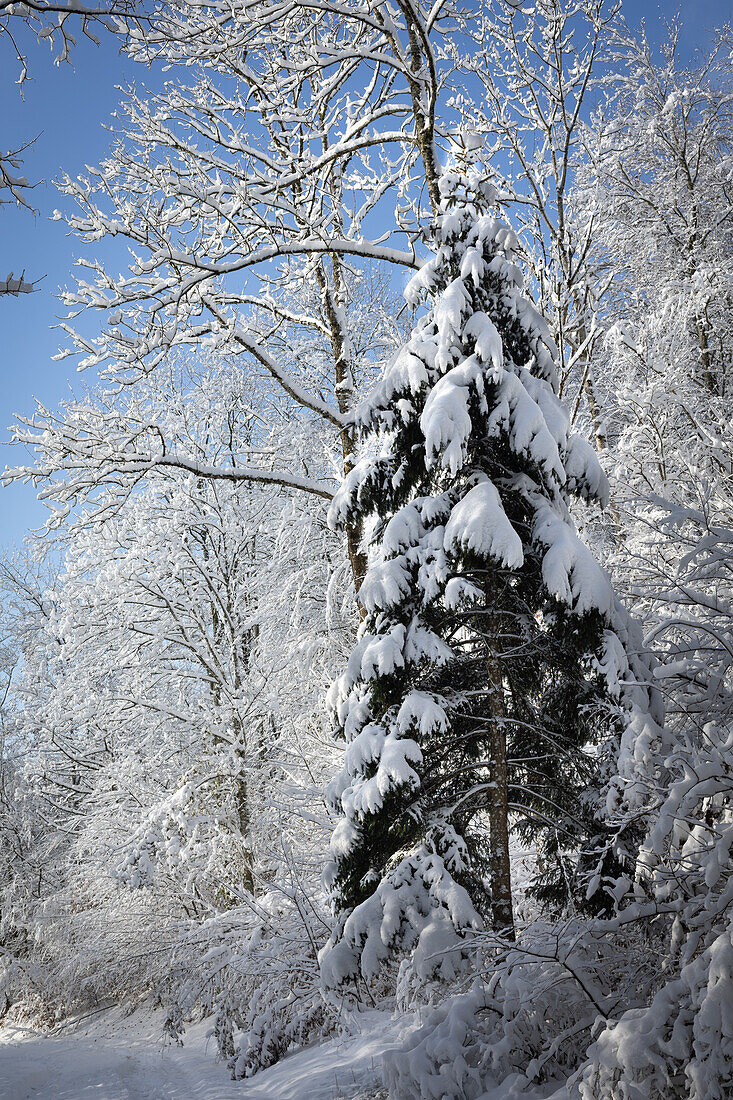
1,2,733,1099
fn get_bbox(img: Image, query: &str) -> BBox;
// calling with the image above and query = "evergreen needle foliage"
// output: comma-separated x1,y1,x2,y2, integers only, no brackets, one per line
321,165,662,987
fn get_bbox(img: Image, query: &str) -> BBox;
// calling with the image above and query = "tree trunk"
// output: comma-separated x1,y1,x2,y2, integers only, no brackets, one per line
204,525,257,897
583,368,608,452
694,313,718,395
319,261,368,599
234,770,255,896
568,302,607,453
486,650,515,940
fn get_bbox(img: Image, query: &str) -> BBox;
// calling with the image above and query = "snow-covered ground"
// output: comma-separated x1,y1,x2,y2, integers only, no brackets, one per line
0,1005,406,1100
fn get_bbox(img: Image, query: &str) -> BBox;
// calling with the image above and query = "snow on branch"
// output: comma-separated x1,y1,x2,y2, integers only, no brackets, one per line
0,270,36,295
5,392,335,532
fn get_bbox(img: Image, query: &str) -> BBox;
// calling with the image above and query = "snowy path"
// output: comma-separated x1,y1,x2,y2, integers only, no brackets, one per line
0,1007,404,1100
1,1031,223,1100
0,1017,239,1100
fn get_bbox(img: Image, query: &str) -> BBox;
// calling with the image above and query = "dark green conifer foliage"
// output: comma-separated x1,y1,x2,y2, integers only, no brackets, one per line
320,166,662,988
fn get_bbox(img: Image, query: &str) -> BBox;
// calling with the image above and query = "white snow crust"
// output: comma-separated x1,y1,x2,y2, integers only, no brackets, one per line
0,1004,411,1100
443,479,524,567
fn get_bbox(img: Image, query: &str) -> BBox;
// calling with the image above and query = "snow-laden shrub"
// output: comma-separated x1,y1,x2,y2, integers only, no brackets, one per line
573,718,733,1099
382,923,655,1100
384,983,501,1100
575,931,733,1100
227,983,329,1079
159,872,338,1079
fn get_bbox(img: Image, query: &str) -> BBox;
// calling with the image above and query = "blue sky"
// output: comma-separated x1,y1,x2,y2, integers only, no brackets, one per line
1,0,731,547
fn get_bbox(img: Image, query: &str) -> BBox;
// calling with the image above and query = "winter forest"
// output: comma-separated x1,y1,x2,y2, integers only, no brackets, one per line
1,1,732,1097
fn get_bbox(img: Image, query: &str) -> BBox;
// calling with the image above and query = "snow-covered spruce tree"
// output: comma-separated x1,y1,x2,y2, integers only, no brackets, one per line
320,165,662,987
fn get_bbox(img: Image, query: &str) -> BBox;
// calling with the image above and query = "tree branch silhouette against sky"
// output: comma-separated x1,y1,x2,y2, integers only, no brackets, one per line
0,0,730,544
